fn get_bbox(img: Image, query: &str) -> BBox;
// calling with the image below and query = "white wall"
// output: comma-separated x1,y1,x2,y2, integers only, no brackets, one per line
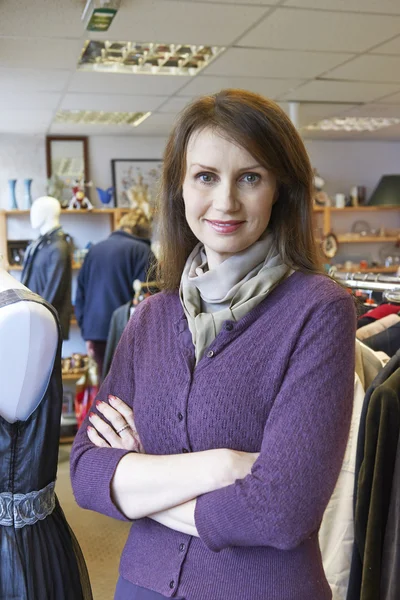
88,135,167,195
305,139,400,200
0,134,47,210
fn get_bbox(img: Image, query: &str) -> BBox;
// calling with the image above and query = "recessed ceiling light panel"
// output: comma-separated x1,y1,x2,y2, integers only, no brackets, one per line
78,41,225,76
304,117,400,132
54,110,151,126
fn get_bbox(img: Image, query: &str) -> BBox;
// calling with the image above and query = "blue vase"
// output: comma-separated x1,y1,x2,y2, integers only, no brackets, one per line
96,186,114,208
8,179,18,210
24,178,33,208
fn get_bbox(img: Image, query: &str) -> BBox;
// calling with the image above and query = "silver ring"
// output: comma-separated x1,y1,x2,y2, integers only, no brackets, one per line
116,424,130,435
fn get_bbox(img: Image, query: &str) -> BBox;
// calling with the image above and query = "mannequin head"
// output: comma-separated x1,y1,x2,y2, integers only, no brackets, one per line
31,196,61,235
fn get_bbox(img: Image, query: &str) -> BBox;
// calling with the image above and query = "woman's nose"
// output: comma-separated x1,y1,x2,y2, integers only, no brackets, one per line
212,183,240,213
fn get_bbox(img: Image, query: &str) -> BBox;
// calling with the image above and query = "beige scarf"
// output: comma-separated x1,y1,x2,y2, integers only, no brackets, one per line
180,230,292,363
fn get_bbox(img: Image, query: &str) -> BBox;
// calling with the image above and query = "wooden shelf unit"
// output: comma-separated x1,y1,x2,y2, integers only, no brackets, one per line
312,205,400,238
0,206,131,270
335,266,399,274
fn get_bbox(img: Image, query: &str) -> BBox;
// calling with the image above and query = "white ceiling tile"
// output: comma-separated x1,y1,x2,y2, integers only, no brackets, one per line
371,36,400,55
237,8,400,52
184,0,277,4
60,93,168,112
0,92,61,110
0,0,84,38
176,75,304,99
0,109,53,134
203,48,354,78
0,38,83,69
68,71,189,96
0,67,70,92
281,80,400,102
326,55,400,83
379,90,400,104
298,103,358,126
157,97,195,113
90,0,267,46
341,103,400,117
284,0,400,15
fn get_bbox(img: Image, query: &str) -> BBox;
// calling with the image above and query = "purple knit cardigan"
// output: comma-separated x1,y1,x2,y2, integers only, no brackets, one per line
70,271,356,600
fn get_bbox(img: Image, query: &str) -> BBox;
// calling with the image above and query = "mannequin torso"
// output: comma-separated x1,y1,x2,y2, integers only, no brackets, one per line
0,268,58,423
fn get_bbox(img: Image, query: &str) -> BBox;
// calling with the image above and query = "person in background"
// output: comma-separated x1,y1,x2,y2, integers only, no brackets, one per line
75,209,155,378
71,89,356,600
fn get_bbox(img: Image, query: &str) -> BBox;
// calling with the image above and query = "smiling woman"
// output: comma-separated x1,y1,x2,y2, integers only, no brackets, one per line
70,89,356,600
182,129,277,269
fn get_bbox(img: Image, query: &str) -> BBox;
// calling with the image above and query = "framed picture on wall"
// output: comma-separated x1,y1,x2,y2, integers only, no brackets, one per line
111,159,163,216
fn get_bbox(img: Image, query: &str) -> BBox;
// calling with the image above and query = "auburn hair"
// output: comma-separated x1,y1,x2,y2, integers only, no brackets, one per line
156,89,324,290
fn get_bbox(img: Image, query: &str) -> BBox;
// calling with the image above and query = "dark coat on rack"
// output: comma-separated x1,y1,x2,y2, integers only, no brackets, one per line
75,231,154,342
364,321,400,358
380,363,400,600
21,227,72,340
347,352,400,600
102,301,131,380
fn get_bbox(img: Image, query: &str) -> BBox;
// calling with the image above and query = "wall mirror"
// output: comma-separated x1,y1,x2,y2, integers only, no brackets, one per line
46,136,89,206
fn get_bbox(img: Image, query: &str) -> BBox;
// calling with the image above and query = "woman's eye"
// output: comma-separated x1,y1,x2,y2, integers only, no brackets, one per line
241,173,260,184
197,173,215,184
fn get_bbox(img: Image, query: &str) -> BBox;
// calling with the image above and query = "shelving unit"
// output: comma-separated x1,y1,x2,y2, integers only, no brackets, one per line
0,207,131,269
314,205,400,238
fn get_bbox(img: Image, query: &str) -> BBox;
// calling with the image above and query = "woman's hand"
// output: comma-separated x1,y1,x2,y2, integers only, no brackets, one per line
87,394,144,452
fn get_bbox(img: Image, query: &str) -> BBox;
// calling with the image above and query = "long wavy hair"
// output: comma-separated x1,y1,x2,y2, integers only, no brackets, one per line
156,89,324,290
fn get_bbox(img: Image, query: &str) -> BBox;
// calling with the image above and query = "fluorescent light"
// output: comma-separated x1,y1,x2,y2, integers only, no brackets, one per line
304,117,400,132
54,110,152,127
78,41,225,76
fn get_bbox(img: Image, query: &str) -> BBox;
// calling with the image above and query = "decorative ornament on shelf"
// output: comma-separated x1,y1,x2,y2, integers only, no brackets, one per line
321,232,339,259
8,179,18,210
68,178,94,210
96,186,114,209
23,178,33,208
312,169,331,207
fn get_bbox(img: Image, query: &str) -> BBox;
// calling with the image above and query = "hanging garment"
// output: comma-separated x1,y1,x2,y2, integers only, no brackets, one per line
0,289,92,600
381,400,400,600
21,227,72,339
362,304,400,321
319,342,387,600
363,322,400,358
347,350,400,600
103,301,132,380
356,314,400,342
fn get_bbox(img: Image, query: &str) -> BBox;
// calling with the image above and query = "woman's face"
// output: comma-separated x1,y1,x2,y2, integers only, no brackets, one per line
182,128,277,269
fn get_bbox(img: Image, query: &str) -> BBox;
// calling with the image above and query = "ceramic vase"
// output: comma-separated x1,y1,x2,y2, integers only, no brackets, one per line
8,179,18,210
24,178,33,208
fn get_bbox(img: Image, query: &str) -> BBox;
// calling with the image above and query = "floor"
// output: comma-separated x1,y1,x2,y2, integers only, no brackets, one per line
56,446,131,600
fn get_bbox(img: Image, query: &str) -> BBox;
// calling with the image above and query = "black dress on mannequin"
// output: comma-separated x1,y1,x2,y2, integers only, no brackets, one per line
21,227,72,340
0,288,92,600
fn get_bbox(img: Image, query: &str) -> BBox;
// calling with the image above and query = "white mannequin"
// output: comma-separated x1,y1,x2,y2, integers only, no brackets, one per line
0,256,58,423
30,196,61,235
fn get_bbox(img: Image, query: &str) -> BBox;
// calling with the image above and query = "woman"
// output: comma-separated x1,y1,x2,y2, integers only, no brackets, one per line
70,90,356,600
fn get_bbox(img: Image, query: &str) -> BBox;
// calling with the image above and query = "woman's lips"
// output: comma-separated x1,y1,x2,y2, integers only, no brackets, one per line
205,220,245,234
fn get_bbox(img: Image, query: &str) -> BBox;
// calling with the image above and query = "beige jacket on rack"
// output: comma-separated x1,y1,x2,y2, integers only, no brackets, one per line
356,314,400,342
319,341,390,600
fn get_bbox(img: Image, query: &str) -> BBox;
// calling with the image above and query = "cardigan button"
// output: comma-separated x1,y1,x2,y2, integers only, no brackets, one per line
179,543,186,552
169,580,175,589
182,448,189,453
225,322,234,331
178,412,183,421
206,350,214,358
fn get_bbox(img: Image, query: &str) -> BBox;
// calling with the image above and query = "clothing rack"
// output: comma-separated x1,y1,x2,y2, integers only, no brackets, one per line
334,272,400,292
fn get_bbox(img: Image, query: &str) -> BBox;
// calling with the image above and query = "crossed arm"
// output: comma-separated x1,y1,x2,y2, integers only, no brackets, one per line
86,396,258,536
